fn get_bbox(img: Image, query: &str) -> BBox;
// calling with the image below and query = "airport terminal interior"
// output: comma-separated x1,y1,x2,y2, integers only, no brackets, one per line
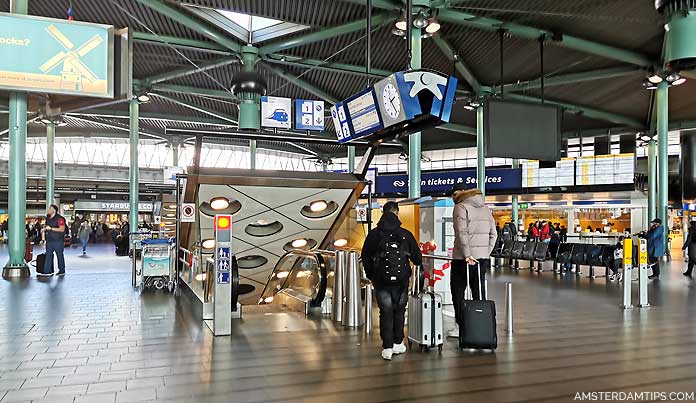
2,0,696,402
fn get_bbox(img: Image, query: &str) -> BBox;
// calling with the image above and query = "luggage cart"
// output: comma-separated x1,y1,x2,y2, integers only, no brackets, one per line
138,238,175,293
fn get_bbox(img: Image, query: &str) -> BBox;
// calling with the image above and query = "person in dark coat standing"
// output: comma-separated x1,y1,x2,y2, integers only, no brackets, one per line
647,218,665,279
361,201,422,361
683,221,696,276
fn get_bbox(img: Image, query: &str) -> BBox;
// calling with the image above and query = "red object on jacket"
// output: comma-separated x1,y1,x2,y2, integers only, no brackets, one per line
531,226,540,239
540,224,551,241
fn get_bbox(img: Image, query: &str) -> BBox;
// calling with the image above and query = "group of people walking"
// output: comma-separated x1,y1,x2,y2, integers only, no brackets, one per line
362,183,496,360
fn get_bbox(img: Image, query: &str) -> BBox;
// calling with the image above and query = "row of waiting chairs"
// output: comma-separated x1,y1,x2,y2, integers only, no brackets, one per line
491,239,616,277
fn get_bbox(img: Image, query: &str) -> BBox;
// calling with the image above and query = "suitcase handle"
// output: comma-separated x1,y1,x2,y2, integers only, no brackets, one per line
465,260,483,300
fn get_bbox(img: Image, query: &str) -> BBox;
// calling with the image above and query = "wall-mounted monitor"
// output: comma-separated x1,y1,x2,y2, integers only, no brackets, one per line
483,98,562,161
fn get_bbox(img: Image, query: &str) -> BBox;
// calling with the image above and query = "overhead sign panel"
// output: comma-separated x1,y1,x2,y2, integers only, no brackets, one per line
294,99,324,131
261,96,292,129
332,69,457,144
376,168,522,194
0,13,113,98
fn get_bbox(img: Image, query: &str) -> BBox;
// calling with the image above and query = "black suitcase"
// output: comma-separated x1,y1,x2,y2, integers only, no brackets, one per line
35,253,54,275
459,261,498,350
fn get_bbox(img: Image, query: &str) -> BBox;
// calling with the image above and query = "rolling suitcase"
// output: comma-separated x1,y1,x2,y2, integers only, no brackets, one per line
459,261,497,350
35,253,53,275
408,290,444,352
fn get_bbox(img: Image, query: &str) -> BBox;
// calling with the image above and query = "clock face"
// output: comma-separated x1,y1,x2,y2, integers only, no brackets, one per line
382,83,401,119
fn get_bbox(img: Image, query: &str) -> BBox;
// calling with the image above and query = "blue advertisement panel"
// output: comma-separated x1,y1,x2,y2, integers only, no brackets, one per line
376,168,522,194
0,13,113,98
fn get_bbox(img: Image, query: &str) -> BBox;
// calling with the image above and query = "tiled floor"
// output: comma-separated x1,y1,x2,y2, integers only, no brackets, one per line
0,244,695,402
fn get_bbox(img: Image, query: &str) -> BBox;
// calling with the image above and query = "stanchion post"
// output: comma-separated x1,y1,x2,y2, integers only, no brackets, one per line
333,250,346,323
638,238,650,308
365,283,373,334
621,237,633,309
504,282,513,334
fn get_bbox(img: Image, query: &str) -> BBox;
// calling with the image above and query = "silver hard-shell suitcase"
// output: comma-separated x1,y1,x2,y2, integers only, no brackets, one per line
408,290,444,352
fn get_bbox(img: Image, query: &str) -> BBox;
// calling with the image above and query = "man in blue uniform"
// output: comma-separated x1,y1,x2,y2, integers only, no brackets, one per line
647,218,665,279
39,204,67,276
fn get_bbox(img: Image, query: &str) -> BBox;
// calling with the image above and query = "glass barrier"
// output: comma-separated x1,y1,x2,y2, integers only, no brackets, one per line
178,247,213,302
258,250,334,306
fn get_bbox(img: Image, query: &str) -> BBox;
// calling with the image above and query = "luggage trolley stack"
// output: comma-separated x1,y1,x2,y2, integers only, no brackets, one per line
137,238,175,293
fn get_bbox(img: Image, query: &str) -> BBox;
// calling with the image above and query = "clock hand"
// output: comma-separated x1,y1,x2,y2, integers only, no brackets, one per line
389,97,397,109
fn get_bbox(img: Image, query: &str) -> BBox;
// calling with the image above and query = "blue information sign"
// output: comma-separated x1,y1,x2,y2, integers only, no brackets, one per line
376,168,522,194
295,99,324,131
217,271,230,284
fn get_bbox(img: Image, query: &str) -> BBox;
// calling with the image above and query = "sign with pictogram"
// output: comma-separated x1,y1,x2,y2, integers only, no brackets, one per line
181,203,195,222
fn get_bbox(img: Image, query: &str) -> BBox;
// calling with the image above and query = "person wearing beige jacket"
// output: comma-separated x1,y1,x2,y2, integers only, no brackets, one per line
448,184,498,338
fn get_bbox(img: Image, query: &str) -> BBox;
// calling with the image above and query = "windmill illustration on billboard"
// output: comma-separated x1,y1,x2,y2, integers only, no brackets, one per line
39,25,103,91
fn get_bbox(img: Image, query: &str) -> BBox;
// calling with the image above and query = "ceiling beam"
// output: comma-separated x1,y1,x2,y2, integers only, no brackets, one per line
337,0,403,11
148,83,238,101
264,65,339,105
259,13,394,54
506,66,642,92
151,93,238,125
65,116,166,141
133,0,243,54
431,35,482,94
66,110,233,127
503,92,644,128
144,57,238,85
439,123,477,136
132,32,232,55
436,9,654,68
263,53,391,78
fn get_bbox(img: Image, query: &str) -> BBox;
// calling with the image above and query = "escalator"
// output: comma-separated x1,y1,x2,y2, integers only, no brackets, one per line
258,250,335,312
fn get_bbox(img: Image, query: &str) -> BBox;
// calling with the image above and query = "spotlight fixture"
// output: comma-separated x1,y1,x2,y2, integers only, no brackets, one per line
673,77,687,86
463,104,475,111
264,296,274,303
391,27,406,37
309,200,328,213
642,80,658,90
413,12,429,29
39,116,53,125
276,271,289,279
395,18,407,31
334,238,348,247
137,93,151,103
666,72,681,83
425,18,441,34
648,74,663,84
210,197,230,211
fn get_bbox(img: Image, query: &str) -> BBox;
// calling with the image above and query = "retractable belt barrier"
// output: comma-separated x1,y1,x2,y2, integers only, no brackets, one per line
621,237,650,309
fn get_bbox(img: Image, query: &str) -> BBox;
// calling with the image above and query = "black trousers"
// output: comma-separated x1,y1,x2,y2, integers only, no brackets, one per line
375,285,408,349
451,258,489,325
649,256,660,276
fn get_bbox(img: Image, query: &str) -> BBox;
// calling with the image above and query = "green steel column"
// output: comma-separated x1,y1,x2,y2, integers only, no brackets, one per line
3,0,29,277
129,97,139,232
476,105,485,196
347,145,356,173
239,46,260,131
249,139,257,170
46,122,55,209
408,26,422,198
511,159,519,228
657,81,669,252
647,139,657,223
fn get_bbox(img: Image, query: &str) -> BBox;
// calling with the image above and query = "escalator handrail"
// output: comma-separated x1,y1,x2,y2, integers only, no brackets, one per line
259,249,330,305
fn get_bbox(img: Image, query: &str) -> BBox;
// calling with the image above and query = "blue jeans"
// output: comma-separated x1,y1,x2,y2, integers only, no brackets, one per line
45,240,65,273
375,286,408,349
80,238,88,252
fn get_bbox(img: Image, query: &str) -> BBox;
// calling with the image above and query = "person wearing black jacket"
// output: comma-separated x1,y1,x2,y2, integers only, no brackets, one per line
361,201,422,361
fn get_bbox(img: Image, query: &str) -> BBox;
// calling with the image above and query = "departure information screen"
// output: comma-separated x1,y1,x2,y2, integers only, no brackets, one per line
346,88,382,137
522,154,634,188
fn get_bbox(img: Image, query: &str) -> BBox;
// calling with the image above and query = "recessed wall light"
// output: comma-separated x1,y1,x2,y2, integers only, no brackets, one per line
201,239,215,249
210,197,230,210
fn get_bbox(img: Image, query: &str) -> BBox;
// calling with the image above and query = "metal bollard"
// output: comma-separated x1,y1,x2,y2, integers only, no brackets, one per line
365,283,373,334
333,250,346,323
638,238,650,308
342,251,364,327
504,282,513,333
621,237,633,309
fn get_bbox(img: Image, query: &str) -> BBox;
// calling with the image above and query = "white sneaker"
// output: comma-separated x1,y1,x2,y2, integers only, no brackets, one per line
392,342,406,355
381,348,393,360
36,272,53,277
447,327,459,338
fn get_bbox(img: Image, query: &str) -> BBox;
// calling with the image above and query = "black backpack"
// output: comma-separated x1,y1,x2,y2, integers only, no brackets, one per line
375,229,410,285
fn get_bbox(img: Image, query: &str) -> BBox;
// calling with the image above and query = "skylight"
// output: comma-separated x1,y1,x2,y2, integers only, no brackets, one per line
185,6,311,44
217,10,283,32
